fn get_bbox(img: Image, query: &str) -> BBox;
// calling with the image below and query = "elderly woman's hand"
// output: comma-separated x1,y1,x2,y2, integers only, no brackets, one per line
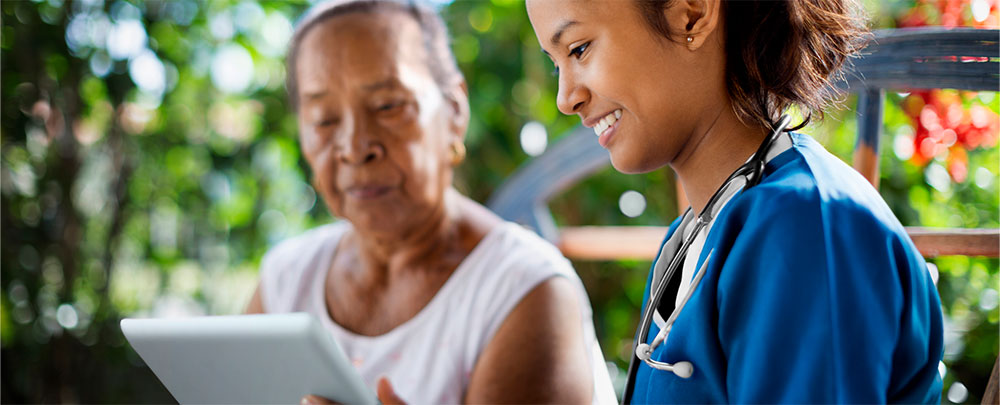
301,377,407,405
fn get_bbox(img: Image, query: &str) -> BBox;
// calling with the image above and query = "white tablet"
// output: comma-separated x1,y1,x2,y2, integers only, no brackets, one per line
121,313,377,405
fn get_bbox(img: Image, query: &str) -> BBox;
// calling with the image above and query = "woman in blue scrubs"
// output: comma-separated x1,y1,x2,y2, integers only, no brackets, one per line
527,0,944,403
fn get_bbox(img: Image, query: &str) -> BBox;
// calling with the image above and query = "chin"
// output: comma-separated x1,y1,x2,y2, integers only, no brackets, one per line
609,150,662,174
345,216,397,238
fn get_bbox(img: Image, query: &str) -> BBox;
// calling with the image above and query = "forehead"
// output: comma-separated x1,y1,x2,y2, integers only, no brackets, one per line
296,11,430,94
528,0,627,48
527,0,596,33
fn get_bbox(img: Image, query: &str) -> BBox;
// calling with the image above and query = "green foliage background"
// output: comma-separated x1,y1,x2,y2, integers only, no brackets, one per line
1,0,996,403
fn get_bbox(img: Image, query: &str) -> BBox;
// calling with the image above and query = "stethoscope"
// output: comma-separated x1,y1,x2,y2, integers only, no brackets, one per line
622,115,792,402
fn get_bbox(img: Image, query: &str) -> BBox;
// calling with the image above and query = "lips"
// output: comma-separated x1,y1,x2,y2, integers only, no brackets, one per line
597,119,618,149
592,109,622,137
345,185,393,200
582,109,623,149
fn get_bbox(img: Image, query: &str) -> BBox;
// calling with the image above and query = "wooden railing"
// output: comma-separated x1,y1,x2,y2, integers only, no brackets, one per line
556,226,1000,261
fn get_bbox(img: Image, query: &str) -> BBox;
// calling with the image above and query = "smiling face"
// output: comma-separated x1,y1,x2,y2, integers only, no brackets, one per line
527,0,725,173
294,11,467,235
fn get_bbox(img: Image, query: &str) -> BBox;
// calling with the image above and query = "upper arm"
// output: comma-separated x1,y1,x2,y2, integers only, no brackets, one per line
464,277,593,404
717,197,911,403
244,283,266,314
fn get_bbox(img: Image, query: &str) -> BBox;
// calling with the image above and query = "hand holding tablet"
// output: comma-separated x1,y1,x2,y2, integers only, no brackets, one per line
302,377,408,405
121,313,377,405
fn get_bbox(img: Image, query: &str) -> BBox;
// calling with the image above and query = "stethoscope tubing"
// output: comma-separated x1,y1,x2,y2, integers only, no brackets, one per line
622,115,792,403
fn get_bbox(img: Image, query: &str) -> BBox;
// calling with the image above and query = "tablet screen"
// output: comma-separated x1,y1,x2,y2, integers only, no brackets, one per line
121,313,377,405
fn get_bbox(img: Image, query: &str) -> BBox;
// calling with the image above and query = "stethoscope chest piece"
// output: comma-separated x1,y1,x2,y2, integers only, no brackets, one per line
635,342,694,378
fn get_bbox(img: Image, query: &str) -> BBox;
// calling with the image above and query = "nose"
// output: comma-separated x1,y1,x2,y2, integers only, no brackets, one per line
556,71,588,115
336,118,385,165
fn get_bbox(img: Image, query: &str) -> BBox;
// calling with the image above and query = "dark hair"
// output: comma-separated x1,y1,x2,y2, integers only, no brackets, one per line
286,0,462,110
635,0,870,130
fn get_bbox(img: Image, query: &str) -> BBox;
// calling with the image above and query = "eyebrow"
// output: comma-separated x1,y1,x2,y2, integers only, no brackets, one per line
303,90,327,100
301,78,397,101
363,79,397,92
550,20,580,48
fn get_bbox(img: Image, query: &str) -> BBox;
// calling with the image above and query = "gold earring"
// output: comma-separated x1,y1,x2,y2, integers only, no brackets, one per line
451,141,466,165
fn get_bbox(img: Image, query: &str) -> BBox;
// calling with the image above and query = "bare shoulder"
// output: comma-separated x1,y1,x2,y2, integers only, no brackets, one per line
465,276,593,403
456,193,504,233
514,276,583,321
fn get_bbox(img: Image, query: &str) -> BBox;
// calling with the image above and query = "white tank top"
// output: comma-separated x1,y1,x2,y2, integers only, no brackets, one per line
259,221,616,404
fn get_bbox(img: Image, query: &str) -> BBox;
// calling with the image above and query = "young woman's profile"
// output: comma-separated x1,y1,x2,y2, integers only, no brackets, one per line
527,0,944,403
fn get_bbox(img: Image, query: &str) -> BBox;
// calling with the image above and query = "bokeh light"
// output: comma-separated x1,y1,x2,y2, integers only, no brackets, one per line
618,190,647,218
129,49,166,96
947,381,969,403
106,19,146,60
211,44,255,94
519,121,548,157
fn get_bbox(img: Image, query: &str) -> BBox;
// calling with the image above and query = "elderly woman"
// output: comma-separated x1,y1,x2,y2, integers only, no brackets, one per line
244,1,616,403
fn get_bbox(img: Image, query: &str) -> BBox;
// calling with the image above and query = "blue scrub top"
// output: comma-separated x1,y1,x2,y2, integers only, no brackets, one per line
628,133,944,404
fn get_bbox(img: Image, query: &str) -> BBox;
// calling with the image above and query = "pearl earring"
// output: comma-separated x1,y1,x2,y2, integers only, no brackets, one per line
686,36,693,43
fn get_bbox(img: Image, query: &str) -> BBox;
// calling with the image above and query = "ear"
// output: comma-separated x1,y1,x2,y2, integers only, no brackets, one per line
664,0,722,50
444,79,470,144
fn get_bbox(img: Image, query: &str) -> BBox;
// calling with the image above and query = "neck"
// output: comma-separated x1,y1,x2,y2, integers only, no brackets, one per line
670,106,769,214
352,189,465,282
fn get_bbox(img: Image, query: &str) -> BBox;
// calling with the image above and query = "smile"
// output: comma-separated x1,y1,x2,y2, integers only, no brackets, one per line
594,109,622,137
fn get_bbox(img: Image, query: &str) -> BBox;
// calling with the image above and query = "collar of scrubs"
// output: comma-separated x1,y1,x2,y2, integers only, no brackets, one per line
650,131,794,328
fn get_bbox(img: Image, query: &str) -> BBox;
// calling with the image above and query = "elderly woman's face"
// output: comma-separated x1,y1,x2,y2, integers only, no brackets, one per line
295,12,463,234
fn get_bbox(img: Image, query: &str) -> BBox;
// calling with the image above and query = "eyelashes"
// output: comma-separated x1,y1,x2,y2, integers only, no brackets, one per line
316,117,340,129
569,42,590,58
312,99,410,131
377,101,404,113
551,42,591,77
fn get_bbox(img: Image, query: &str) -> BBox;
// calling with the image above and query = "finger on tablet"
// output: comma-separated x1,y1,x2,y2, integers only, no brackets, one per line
301,394,337,405
376,377,407,405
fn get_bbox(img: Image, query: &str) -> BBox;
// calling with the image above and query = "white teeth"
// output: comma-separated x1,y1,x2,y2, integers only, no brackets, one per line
593,109,622,136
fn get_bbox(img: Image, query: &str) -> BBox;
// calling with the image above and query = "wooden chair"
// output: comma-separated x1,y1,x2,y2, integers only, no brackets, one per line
486,27,999,402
